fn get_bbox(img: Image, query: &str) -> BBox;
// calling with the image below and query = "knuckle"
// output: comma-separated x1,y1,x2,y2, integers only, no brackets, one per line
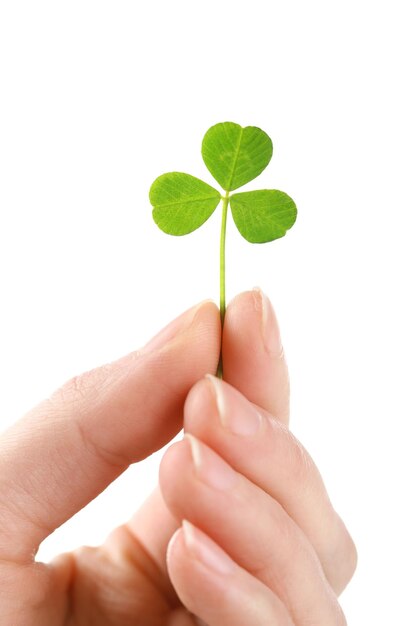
324,510,358,595
252,504,300,577
74,412,129,470
48,364,115,415
47,374,90,415
270,419,314,486
345,531,358,579
48,374,129,470
336,525,358,593
64,369,104,403
285,428,314,483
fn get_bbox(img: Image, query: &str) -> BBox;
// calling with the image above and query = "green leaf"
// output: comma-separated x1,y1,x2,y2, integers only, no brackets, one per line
201,121,273,192
230,190,297,243
150,172,221,236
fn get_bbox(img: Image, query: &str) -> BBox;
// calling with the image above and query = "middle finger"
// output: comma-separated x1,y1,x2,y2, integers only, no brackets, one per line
182,376,357,595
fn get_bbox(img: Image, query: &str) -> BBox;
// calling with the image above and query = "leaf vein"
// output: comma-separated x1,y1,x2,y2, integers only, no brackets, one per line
156,194,220,208
227,126,244,191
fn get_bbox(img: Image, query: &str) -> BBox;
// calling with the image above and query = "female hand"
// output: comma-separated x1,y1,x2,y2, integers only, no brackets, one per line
158,290,356,624
0,290,356,625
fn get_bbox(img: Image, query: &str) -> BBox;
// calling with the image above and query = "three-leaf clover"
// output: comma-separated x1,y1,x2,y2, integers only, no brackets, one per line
149,121,297,376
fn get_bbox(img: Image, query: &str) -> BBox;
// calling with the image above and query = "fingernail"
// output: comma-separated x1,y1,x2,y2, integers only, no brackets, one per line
253,287,282,356
205,375,261,436
185,434,237,491
141,300,211,354
182,520,234,575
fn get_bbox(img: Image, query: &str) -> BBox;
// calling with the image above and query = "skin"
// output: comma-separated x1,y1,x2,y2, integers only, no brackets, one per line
0,289,356,625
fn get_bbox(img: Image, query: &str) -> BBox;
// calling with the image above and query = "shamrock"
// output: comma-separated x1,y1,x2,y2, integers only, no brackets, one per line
149,121,297,376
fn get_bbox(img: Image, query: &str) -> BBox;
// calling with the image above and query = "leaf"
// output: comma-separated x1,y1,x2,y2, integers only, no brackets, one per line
201,121,273,192
229,190,297,243
150,172,221,236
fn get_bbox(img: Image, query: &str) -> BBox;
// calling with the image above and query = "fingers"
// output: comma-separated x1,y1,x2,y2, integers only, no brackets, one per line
160,436,347,626
126,485,179,578
167,521,295,626
125,288,290,576
183,377,357,595
0,301,220,563
222,289,290,423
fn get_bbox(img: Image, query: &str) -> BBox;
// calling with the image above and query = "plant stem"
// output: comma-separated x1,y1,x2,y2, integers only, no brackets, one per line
216,192,229,378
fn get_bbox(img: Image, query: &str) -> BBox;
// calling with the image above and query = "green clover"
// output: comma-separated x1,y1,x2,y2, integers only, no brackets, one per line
149,121,297,376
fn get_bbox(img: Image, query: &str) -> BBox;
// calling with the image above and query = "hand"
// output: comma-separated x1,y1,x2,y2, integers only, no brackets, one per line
159,290,356,624
0,290,356,625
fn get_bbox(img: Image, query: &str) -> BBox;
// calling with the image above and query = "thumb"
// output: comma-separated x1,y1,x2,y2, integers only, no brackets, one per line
0,301,220,564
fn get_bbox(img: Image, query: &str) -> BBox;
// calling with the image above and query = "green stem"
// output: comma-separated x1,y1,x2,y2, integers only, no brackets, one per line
216,192,229,378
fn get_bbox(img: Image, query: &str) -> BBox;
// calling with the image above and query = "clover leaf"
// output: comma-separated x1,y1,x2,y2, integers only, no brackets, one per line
149,121,297,376
230,189,297,243
201,121,273,191
151,172,221,235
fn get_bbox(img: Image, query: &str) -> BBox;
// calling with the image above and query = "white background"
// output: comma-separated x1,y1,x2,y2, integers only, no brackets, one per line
0,1,416,623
